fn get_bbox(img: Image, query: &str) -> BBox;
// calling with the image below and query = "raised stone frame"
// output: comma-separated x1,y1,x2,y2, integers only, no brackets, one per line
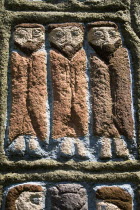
0,1,140,209
3,0,130,12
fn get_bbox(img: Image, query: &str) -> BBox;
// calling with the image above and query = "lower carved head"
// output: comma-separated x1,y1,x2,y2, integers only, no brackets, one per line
14,24,45,54
88,21,122,56
48,23,84,59
5,184,45,210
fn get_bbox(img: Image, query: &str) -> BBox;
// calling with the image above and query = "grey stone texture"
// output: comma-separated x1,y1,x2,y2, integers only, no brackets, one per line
49,184,88,210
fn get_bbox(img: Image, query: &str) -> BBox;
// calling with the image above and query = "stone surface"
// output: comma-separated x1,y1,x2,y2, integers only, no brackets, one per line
59,138,75,158
9,24,47,143
27,51,47,141
28,136,47,157
90,55,119,138
96,201,121,210
88,21,133,142
15,191,45,210
59,138,89,159
109,48,134,140
96,186,132,210
88,22,122,62
48,23,84,59
9,51,36,141
14,23,45,54
5,184,44,210
99,138,112,159
49,184,87,210
131,0,140,38
114,138,129,158
6,135,26,156
50,49,88,139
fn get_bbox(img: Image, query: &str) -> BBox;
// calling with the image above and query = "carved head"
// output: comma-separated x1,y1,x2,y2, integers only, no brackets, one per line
15,192,44,210
88,21,122,58
5,184,45,210
14,24,45,54
96,186,132,210
49,184,87,210
48,23,84,59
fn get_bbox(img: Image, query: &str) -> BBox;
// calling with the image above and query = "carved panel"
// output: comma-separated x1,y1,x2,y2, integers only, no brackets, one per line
5,22,136,161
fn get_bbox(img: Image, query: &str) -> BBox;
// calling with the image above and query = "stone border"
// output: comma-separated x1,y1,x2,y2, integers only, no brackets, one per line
4,0,130,12
0,10,140,170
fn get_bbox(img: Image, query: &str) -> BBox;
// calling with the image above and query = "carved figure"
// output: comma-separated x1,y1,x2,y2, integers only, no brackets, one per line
7,24,47,157
5,184,45,210
48,183,87,210
96,186,132,210
48,23,88,159
88,21,133,159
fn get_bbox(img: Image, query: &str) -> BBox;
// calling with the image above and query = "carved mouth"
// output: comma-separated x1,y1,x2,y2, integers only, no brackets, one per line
63,45,74,52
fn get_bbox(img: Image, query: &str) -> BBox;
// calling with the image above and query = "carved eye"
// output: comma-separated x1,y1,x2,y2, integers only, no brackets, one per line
109,30,117,37
55,31,64,38
32,29,43,37
15,30,28,38
71,30,79,36
94,31,104,37
30,195,41,205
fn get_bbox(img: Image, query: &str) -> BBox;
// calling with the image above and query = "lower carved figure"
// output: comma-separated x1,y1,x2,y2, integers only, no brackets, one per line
5,184,45,210
96,186,132,210
49,184,88,210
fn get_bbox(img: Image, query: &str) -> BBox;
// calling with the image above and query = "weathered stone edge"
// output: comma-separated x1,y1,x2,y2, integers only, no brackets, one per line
4,0,130,13
0,11,140,171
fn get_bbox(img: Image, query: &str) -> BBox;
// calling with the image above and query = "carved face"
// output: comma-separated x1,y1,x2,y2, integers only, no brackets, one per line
88,27,122,55
49,26,84,59
14,27,45,54
15,192,45,210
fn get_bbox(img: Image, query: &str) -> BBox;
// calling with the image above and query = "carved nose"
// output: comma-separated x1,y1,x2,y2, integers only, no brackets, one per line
65,33,72,43
104,33,110,42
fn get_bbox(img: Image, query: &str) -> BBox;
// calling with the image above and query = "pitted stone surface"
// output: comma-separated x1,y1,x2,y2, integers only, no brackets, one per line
48,23,84,59
9,51,36,141
88,22,122,62
9,24,47,144
114,138,129,158
59,138,89,159
96,201,121,210
15,191,45,210
99,138,112,159
49,184,87,210
14,24,45,54
109,47,134,140
96,186,132,210
90,55,119,138
50,48,88,139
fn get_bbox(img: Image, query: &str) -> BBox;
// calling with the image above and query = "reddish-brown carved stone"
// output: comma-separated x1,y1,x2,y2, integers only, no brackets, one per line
96,186,132,210
109,48,134,139
90,55,119,138
50,49,88,139
9,51,47,141
27,51,47,140
9,24,47,142
5,184,43,210
9,52,36,141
